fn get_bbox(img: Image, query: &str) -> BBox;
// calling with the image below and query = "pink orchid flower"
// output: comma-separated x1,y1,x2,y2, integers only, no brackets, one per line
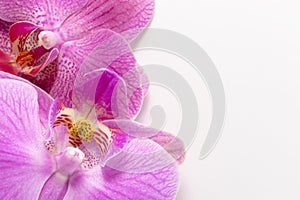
0,0,153,117
0,75,181,199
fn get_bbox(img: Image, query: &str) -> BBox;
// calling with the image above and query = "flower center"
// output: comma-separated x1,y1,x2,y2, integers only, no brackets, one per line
38,31,60,50
68,119,94,143
15,50,35,67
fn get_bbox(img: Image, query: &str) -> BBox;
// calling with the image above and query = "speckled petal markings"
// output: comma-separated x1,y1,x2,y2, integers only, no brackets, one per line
0,20,11,53
51,29,144,117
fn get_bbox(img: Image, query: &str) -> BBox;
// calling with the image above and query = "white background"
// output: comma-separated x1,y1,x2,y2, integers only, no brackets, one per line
136,0,300,199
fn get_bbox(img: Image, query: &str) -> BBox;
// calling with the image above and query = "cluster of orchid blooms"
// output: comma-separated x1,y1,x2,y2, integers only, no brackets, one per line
0,0,185,199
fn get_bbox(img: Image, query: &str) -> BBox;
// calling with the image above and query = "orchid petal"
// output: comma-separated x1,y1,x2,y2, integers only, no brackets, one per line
100,128,129,165
0,71,53,135
0,19,11,53
73,29,143,118
137,65,150,97
103,119,185,163
72,69,128,121
103,119,159,138
64,140,178,200
50,29,143,118
0,0,88,28
94,70,128,120
150,132,186,164
0,79,54,199
59,0,155,41
106,138,175,173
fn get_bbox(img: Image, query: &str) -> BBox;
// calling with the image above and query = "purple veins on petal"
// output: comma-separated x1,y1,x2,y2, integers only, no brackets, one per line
0,0,153,106
0,79,54,199
0,75,181,200
0,19,11,53
0,0,89,28
58,0,155,41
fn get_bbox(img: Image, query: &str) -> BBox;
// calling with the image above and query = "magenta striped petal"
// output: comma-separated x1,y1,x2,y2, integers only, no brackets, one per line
0,0,88,28
9,21,38,44
0,19,11,53
0,79,54,199
59,0,154,41
72,69,129,121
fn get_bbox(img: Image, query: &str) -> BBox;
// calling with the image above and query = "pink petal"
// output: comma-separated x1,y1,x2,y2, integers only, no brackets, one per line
95,70,128,120
103,119,160,138
50,29,143,118
101,128,129,164
0,19,11,53
59,0,155,41
0,0,88,28
0,71,53,134
106,138,176,173
137,65,150,97
0,79,54,199
72,69,129,121
150,132,186,164
103,119,185,164
64,140,179,200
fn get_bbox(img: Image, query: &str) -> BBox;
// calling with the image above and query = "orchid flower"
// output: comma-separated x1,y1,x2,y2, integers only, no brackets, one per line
59,39,185,164
49,65,184,165
0,0,153,117
0,75,181,199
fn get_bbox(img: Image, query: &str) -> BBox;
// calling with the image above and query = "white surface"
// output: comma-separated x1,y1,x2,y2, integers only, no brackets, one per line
136,0,300,199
